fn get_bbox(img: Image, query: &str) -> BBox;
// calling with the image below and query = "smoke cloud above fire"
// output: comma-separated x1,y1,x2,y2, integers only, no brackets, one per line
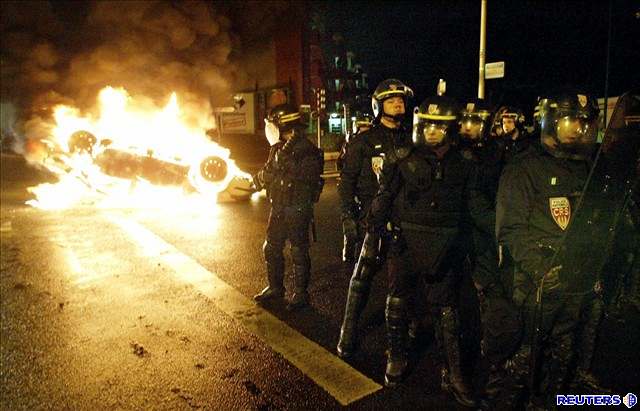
1,0,292,149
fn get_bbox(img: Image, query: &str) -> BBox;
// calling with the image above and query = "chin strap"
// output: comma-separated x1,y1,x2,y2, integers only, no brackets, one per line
382,112,405,124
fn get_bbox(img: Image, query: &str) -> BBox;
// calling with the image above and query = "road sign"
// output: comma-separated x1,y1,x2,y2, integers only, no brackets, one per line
485,61,505,79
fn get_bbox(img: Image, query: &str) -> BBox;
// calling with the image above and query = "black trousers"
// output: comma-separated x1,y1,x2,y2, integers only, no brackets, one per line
471,229,522,365
263,204,312,281
387,227,462,312
514,270,602,406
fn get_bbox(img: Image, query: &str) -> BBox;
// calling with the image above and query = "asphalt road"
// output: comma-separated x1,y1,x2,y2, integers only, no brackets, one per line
1,153,638,410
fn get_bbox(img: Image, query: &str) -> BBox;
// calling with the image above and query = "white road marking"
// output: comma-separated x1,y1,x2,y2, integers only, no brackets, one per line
54,233,113,287
111,216,382,406
0,220,12,232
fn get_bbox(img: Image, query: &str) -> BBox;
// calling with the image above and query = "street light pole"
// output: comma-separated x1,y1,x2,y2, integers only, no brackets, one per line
316,88,325,149
317,113,322,148
478,0,487,99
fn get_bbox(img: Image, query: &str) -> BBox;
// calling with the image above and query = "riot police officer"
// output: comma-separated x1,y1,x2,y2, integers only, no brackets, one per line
253,104,324,311
458,99,522,399
367,95,490,407
336,79,413,358
492,106,531,163
496,92,602,408
459,98,501,196
338,112,373,264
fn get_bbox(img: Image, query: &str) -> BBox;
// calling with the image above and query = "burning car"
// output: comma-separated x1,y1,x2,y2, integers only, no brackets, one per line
27,87,256,209
40,129,254,203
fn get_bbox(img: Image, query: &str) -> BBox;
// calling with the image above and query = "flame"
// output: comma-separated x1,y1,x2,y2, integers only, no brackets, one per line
28,87,252,210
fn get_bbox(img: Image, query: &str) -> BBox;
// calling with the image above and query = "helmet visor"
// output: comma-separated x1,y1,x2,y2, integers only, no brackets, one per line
413,118,449,147
459,116,485,140
556,115,598,144
376,85,414,100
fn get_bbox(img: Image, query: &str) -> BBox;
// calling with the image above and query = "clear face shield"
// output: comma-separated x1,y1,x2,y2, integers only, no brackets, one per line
459,116,485,141
264,119,280,146
413,109,449,147
555,114,598,154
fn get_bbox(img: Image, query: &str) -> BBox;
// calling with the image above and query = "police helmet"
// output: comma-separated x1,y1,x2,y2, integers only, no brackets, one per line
535,92,599,158
412,95,459,148
493,106,526,136
371,79,414,119
459,98,492,141
266,104,304,132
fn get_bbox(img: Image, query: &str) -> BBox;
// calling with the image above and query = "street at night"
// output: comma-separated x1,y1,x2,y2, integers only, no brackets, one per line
1,1,639,410
1,156,638,410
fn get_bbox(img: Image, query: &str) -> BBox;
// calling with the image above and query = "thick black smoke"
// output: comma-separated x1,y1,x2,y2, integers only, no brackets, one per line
0,0,294,149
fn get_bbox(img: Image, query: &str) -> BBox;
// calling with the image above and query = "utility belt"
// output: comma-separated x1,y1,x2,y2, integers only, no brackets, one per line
398,220,459,234
269,178,318,206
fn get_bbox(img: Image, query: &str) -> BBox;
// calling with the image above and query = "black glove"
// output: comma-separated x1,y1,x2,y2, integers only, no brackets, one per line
252,168,274,191
540,265,565,293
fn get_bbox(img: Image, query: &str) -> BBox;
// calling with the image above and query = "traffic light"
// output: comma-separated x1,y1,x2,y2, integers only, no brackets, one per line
315,88,326,112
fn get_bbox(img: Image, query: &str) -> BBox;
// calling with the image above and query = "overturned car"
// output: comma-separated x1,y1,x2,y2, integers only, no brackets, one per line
42,130,255,202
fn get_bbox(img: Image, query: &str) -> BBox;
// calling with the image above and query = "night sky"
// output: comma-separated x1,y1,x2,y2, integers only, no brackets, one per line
1,0,638,142
325,0,639,114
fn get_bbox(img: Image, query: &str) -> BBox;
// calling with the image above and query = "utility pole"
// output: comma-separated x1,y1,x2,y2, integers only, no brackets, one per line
343,104,350,136
478,0,487,99
315,88,326,148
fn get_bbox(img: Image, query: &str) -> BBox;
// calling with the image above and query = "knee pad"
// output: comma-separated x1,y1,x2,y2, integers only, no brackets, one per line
386,296,407,320
349,276,370,294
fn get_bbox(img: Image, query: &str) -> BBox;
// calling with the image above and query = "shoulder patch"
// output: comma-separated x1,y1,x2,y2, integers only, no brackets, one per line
371,156,384,177
549,197,571,230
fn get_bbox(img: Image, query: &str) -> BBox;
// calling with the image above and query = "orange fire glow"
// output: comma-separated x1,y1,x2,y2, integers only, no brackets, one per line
27,87,252,210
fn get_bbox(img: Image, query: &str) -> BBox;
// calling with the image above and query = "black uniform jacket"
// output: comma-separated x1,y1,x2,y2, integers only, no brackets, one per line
367,144,493,236
255,134,323,209
460,139,504,207
338,123,410,219
496,142,590,280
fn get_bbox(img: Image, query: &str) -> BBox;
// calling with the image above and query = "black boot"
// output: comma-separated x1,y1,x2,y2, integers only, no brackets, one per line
484,363,506,400
572,369,612,394
571,296,608,393
287,262,310,311
503,345,530,407
336,277,370,358
384,296,409,387
439,307,478,408
254,286,284,302
254,256,284,303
